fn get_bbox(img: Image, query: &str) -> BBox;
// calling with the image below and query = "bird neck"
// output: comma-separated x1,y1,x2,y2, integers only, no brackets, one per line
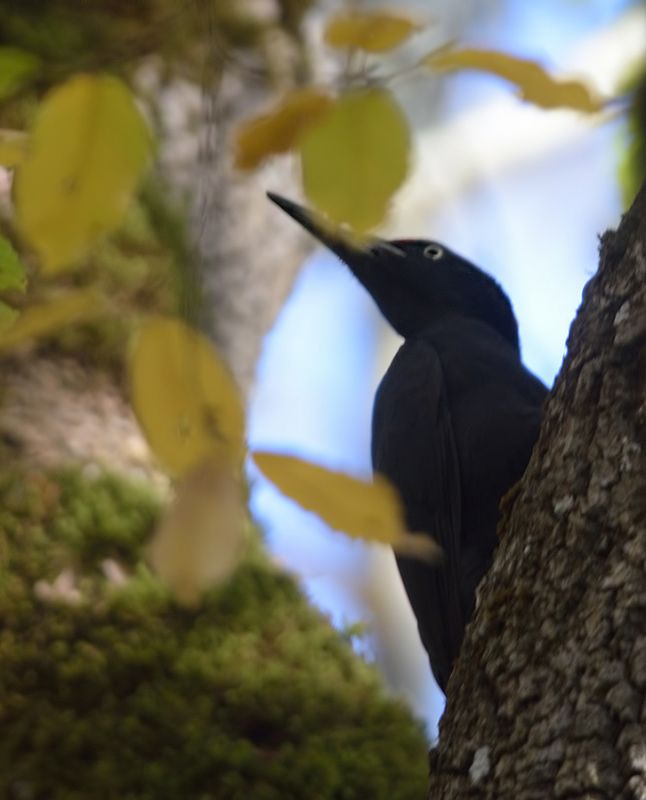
414,311,521,354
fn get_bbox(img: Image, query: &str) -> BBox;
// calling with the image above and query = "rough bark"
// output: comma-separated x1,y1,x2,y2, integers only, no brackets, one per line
428,182,646,798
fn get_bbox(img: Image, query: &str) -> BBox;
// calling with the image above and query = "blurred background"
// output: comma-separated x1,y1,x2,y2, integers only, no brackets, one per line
247,0,646,737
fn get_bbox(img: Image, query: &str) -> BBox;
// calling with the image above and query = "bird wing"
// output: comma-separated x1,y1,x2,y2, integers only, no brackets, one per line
371,338,464,692
434,321,547,618
452,377,545,610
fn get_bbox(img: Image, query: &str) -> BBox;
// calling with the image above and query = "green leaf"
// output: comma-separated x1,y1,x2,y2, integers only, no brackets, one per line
0,47,40,100
299,88,410,233
423,46,605,113
15,74,152,272
0,235,26,292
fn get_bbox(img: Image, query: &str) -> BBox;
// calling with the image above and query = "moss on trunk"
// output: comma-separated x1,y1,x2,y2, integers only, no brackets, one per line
0,467,428,799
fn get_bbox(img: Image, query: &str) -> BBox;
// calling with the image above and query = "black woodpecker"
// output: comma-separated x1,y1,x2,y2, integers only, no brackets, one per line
268,192,548,693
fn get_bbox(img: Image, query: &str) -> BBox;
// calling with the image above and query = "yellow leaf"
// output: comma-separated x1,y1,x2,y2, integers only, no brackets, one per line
253,451,440,559
423,47,604,113
0,289,105,353
299,88,410,233
0,130,28,167
234,88,333,171
324,10,421,53
15,74,152,272
129,315,245,477
148,457,246,606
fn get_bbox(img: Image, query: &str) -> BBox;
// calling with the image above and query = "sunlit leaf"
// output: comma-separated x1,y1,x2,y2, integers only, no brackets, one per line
234,88,333,171
149,457,245,606
0,47,40,100
0,235,26,292
324,10,421,53
299,88,410,233
0,130,28,167
0,289,105,353
129,315,245,477
253,451,440,559
423,46,604,113
15,74,152,272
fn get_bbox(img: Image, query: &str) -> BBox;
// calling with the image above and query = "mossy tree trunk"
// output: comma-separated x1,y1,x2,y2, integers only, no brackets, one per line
428,183,646,797
0,1,317,467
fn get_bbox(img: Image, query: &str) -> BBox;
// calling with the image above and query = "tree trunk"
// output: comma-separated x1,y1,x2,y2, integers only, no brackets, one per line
428,182,646,799
159,69,314,397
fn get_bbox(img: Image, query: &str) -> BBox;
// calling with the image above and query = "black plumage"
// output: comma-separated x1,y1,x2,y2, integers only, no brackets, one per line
268,193,547,693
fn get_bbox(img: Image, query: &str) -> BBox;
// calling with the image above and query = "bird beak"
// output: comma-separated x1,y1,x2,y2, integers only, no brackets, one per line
268,192,410,336
267,192,406,287
266,192,366,258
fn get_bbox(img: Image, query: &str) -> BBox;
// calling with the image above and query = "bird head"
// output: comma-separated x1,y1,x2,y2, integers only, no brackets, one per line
268,192,519,349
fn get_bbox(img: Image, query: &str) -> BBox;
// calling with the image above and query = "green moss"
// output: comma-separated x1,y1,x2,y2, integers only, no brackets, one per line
0,468,428,799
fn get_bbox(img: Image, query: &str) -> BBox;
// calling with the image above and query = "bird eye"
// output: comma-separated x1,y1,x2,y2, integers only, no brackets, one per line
423,244,444,260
